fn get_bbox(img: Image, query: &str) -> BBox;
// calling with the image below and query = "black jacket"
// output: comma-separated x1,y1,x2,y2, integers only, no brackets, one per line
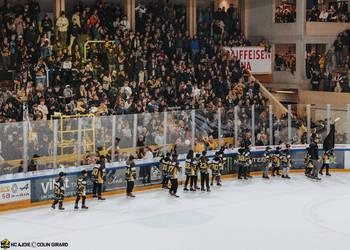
309,142,319,160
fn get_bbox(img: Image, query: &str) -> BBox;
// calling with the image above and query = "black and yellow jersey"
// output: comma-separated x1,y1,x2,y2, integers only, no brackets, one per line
323,150,334,164
238,148,246,163
244,149,252,167
185,158,192,176
54,177,65,196
192,158,200,176
168,161,180,179
125,162,137,181
92,164,106,184
200,156,210,174
76,175,87,196
219,155,226,171
210,157,221,175
281,150,292,167
264,150,272,166
160,157,170,173
273,150,282,166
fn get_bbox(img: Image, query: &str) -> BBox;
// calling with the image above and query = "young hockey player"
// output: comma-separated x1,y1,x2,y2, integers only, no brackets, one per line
281,144,292,179
184,150,194,191
210,152,221,186
217,147,226,185
74,170,88,209
200,151,210,192
320,148,334,176
192,153,201,190
51,172,66,210
125,155,137,198
309,137,321,180
168,154,180,197
245,142,253,178
238,142,247,179
160,152,171,189
263,146,272,179
271,146,281,176
92,156,107,200
304,147,313,177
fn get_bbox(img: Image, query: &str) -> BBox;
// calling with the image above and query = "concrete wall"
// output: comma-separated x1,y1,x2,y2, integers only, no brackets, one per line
306,22,350,37
299,90,350,106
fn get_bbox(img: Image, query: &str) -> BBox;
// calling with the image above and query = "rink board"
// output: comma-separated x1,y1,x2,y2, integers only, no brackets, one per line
1,145,350,212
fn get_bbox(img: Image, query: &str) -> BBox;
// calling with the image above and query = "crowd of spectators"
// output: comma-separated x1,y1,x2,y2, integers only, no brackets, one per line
275,3,296,23
307,1,349,22
306,29,350,92
0,0,272,174
274,52,296,74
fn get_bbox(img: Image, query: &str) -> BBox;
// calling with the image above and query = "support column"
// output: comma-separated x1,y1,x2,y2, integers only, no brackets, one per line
186,0,196,37
55,0,65,20
124,0,135,31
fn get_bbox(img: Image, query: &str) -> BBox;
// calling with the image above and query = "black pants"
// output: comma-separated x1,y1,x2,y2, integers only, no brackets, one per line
201,172,209,189
170,178,178,194
52,194,64,208
126,180,134,194
193,176,198,187
75,195,86,206
320,164,329,174
93,182,102,196
162,174,168,187
238,164,247,178
272,166,280,175
184,175,191,187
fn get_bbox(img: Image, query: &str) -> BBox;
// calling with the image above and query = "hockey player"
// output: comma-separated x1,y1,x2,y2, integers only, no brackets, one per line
210,152,221,186
192,153,201,190
168,154,180,197
74,170,88,209
281,144,292,179
125,155,137,197
51,172,66,210
216,147,226,185
200,151,210,192
271,146,281,176
238,142,247,179
245,142,253,178
263,146,272,179
92,156,107,200
320,148,334,176
184,150,194,191
160,152,170,189
304,147,313,177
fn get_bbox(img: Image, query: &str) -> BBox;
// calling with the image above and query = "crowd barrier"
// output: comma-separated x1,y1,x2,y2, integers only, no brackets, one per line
1,104,350,174
1,145,350,212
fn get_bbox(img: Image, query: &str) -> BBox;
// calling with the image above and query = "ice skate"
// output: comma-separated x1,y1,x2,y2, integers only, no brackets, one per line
74,205,79,210
98,196,106,200
183,187,189,191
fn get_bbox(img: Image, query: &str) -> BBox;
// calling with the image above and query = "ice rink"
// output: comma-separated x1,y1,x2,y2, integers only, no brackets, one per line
1,173,350,250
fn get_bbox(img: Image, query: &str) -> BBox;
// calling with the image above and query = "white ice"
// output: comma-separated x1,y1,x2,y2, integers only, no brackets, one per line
1,173,350,250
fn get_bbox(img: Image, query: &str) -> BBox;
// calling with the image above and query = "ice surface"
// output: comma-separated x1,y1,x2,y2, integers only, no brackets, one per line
1,173,350,250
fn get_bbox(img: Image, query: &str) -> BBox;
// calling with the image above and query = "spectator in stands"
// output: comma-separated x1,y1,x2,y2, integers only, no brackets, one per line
56,11,69,48
321,68,332,91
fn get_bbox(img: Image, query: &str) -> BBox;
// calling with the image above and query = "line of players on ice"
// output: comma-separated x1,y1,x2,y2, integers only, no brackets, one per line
50,139,334,209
